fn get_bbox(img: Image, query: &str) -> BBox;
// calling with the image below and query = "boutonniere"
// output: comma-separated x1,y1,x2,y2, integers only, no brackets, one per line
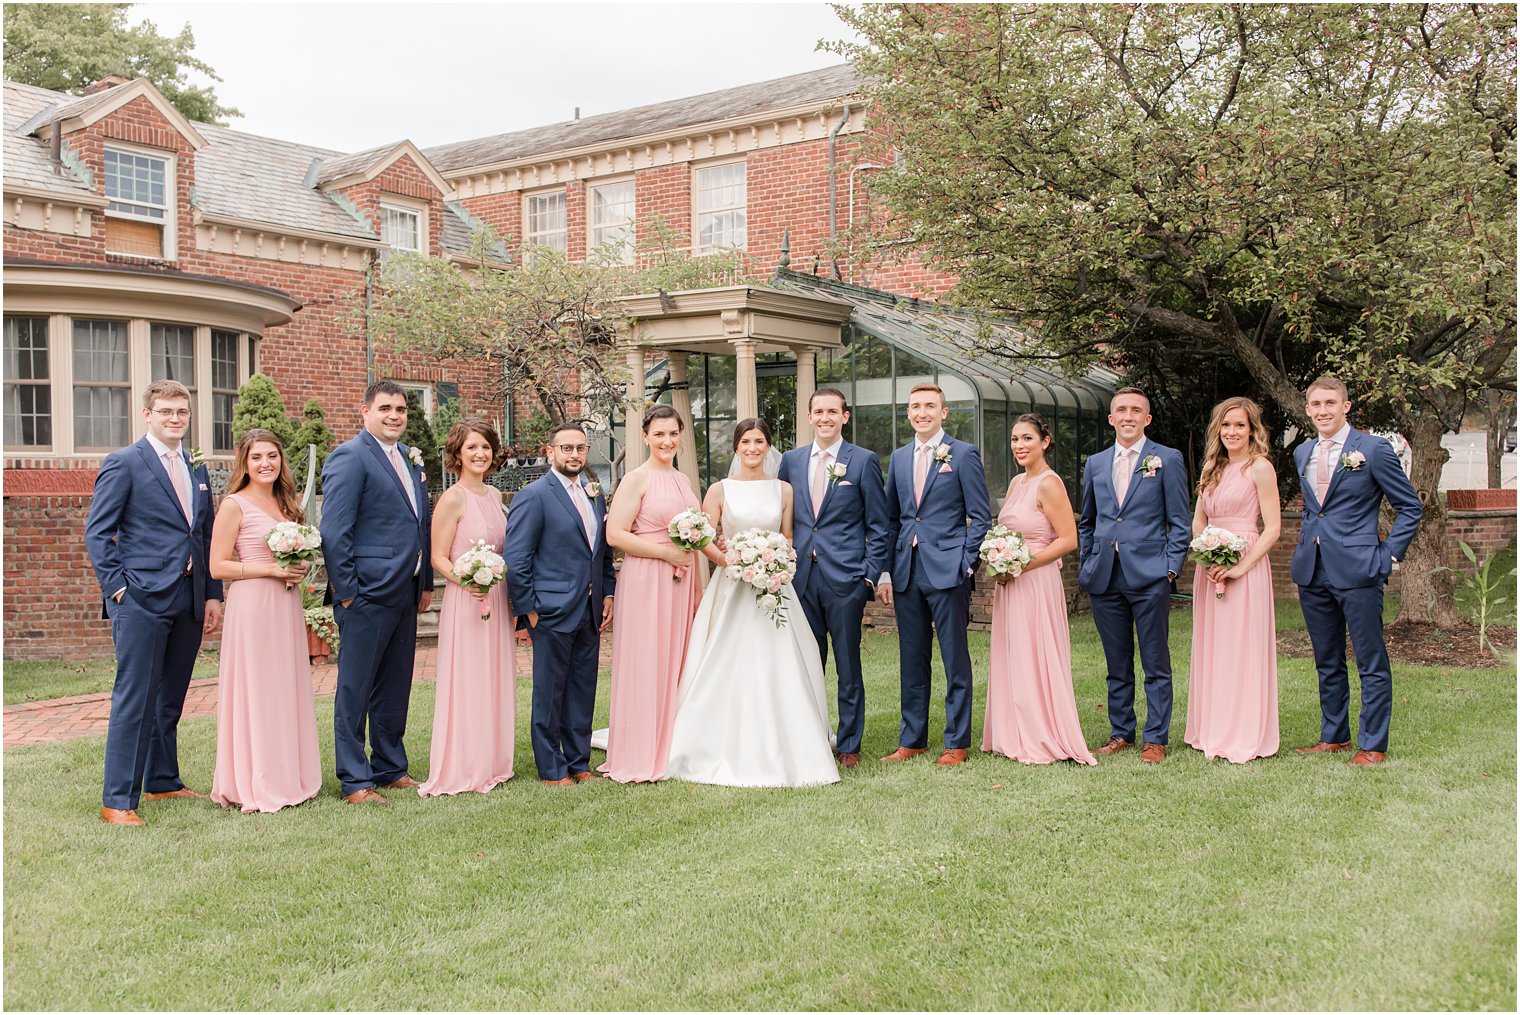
932,445,953,466
1138,454,1162,478
406,446,424,469
825,461,847,486
583,481,602,499
187,447,206,468
1340,450,1365,471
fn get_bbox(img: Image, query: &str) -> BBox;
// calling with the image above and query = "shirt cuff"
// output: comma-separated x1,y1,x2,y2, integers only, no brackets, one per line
876,572,891,587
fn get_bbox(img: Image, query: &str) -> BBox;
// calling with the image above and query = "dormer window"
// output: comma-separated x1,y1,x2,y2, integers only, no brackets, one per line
103,145,174,259
380,201,422,254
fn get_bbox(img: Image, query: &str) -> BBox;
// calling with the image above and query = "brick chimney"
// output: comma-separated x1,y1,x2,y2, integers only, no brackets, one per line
82,74,133,96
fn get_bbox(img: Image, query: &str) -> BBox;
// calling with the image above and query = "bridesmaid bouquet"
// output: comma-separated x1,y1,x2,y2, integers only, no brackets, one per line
452,539,506,620
979,524,1031,579
724,528,798,628
667,508,717,582
265,522,322,592
1189,525,1248,599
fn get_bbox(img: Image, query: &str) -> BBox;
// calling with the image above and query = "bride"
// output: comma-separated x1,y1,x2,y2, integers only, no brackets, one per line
664,417,840,788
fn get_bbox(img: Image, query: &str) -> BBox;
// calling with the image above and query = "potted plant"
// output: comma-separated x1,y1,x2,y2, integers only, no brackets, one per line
301,570,339,664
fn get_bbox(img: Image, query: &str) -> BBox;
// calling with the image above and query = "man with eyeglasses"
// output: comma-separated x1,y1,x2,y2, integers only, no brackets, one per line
504,423,616,785
86,380,223,826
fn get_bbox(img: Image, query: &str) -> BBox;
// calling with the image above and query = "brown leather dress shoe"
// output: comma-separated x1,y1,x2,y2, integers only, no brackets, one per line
1296,740,1353,755
141,788,203,801
101,806,146,826
541,777,575,787
838,752,860,769
1094,737,1133,755
1140,742,1166,764
1347,749,1388,766
935,748,969,767
571,771,599,783
880,746,927,762
381,775,420,790
342,787,388,805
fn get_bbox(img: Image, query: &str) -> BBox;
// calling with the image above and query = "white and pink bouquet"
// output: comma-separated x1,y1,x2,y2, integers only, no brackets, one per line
265,522,322,592
667,508,717,583
452,539,506,620
723,528,797,628
1189,525,1248,599
979,524,1031,580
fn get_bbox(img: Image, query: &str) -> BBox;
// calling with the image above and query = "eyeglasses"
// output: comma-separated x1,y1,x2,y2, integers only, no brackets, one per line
553,444,591,455
151,408,191,419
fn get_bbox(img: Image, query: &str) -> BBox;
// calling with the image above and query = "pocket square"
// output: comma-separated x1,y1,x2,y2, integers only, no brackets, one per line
938,464,953,473
198,483,208,491
838,480,853,487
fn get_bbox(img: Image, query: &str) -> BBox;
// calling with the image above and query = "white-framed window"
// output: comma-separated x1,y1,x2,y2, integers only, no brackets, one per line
103,144,175,259
72,318,131,451
3,316,52,449
524,190,567,254
380,201,422,254
694,160,746,254
589,179,635,263
399,381,434,419
211,329,239,452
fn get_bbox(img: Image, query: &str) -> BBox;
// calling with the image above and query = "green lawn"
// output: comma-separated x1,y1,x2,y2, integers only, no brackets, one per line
2,654,220,706
4,611,1515,1010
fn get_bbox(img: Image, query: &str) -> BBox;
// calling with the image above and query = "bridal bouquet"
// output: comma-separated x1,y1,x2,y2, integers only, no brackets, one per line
667,508,716,582
979,524,1031,580
452,539,506,620
265,522,322,592
1189,525,1248,599
724,528,797,628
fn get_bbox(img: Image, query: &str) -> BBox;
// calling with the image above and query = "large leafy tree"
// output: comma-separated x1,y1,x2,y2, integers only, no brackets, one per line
832,2,1516,626
4,3,238,124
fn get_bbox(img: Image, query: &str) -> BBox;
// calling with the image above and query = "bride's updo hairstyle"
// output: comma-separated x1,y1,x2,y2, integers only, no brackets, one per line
732,417,772,449
642,404,684,433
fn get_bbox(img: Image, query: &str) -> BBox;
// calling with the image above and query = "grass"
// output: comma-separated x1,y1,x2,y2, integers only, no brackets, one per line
4,609,1515,1009
1,654,220,705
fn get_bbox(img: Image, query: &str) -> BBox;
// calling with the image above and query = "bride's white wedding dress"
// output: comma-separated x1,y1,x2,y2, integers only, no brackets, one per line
664,478,840,788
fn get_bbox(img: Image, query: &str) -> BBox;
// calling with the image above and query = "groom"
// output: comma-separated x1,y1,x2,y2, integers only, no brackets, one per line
780,388,891,769
1291,376,1421,766
504,423,616,786
1078,386,1191,764
883,383,992,767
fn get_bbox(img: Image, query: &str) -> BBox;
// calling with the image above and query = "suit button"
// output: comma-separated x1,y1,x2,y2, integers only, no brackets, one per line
1318,512,1324,518
1117,516,1123,522
914,516,920,521
812,526,818,532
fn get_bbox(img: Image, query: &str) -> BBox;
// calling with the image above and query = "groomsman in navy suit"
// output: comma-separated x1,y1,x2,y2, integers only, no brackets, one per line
780,388,892,769
320,380,434,803
86,380,223,826
882,383,992,767
504,423,616,786
1078,386,1191,763
1291,376,1421,766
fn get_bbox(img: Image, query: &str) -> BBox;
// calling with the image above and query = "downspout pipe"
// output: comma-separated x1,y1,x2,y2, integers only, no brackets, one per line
827,102,851,281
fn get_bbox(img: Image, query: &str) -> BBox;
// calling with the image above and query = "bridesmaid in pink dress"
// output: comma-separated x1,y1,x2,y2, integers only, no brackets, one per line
208,428,323,812
1185,397,1281,762
983,413,1096,766
598,404,702,782
419,419,516,797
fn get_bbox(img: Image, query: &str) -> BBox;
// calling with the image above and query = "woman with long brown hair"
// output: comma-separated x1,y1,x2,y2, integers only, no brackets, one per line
1185,397,1281,763
207,428,322,812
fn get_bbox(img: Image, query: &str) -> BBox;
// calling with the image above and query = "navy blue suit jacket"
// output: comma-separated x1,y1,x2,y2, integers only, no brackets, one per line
885,436,993,589
85,437,222,620
503,472,617,633
1077,439,1192,594
1290,428,1421,589
318,430,433,607
780,441,891,596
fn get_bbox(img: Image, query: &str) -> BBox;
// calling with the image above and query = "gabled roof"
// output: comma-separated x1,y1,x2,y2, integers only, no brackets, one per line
3,81,98,199
424,64,864,174
440,201,512,265
312,140,453,195
33,78,208,150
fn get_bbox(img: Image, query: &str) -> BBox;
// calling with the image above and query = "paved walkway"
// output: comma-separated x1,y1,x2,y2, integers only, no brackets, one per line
4,640,609,749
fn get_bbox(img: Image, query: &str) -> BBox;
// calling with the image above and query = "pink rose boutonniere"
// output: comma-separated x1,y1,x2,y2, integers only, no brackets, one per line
584,481,602,499
1138,454,1162,478
933,444,953,473
1340,451,1365,471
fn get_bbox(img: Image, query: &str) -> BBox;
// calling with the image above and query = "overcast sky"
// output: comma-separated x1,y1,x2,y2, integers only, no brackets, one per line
127,2,862,153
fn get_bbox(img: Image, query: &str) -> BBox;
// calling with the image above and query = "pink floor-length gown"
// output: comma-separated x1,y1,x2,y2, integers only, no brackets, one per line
211,494,323,813
599,468,701,782
1185,460,1280,762
982,472,1096,766
419,486,516,796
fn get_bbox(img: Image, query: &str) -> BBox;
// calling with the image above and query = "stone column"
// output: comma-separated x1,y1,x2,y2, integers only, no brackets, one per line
793,346,816,446
624,344,646,471
733,338,759,420
666,351,700,493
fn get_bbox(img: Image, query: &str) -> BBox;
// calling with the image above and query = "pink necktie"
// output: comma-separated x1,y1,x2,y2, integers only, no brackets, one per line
1114,448,1132,505
388,446,417,515
913,443,930,505
572,482,597,547
811,449,830,513
163,451,191,523
1315,439,1335,502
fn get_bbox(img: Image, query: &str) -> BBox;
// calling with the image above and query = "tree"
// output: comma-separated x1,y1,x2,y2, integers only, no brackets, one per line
290,398,337,494
832,2,1517,626
3,4,239,124
401,390,441,488
231,373,295,448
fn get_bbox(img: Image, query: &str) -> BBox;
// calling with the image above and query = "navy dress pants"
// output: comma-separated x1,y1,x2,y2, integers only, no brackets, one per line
1298,559,1393,752
333,582,419,795
797,576,870,755
892,550,974,751
527,598,600,781
1088,554,1174,745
